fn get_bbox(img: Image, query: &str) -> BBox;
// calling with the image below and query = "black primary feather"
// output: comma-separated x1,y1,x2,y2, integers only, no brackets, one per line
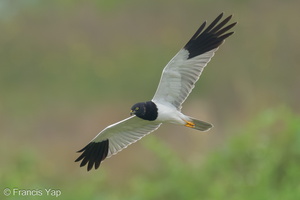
75,139,109,171
184,13,237,59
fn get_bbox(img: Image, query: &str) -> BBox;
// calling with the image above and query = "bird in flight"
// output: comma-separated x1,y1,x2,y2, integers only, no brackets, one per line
75,13,236,171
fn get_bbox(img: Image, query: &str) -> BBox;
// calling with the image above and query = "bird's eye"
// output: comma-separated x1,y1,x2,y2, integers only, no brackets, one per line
135,107,139,110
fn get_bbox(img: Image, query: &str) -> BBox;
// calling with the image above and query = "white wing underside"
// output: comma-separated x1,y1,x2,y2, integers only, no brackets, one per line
152,48,218,110
92,116,161,158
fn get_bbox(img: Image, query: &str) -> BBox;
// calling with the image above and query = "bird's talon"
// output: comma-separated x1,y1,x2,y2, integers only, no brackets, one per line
184,120,195,128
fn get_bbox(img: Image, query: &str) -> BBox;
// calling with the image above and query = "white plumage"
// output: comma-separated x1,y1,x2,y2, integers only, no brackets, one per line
152,49,216,110
94,116,161,158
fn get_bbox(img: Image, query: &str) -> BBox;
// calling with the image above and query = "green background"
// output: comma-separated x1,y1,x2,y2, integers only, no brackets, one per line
1,0,299,199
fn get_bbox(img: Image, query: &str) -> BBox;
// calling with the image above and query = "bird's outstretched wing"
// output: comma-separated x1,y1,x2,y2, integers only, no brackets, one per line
75,116,161,171
152,13,236,109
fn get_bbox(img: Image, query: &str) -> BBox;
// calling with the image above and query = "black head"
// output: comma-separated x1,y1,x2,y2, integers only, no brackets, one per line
130,102,146,118
130,101,158,121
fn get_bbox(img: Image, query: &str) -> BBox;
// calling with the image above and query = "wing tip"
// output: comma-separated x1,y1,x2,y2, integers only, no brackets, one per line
75,139,109,171
184,13,237,59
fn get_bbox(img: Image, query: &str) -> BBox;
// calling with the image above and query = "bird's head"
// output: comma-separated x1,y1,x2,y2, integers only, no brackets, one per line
130,102,146,118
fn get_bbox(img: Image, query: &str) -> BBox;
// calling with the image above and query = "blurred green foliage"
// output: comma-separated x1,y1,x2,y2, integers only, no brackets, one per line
1,0,300,199
140,106,300,200
1,107,299,199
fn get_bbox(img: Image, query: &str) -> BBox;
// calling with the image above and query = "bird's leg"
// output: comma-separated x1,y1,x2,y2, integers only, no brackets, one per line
183,120,195,128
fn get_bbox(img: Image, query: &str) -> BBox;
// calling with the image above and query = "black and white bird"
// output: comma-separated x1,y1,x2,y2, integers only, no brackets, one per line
75,13,236,171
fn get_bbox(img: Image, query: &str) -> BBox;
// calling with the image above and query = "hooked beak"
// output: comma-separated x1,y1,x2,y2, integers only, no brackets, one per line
130,110,136,116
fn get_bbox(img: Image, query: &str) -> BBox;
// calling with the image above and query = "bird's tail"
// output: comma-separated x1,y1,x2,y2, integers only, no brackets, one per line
185,117,213,131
